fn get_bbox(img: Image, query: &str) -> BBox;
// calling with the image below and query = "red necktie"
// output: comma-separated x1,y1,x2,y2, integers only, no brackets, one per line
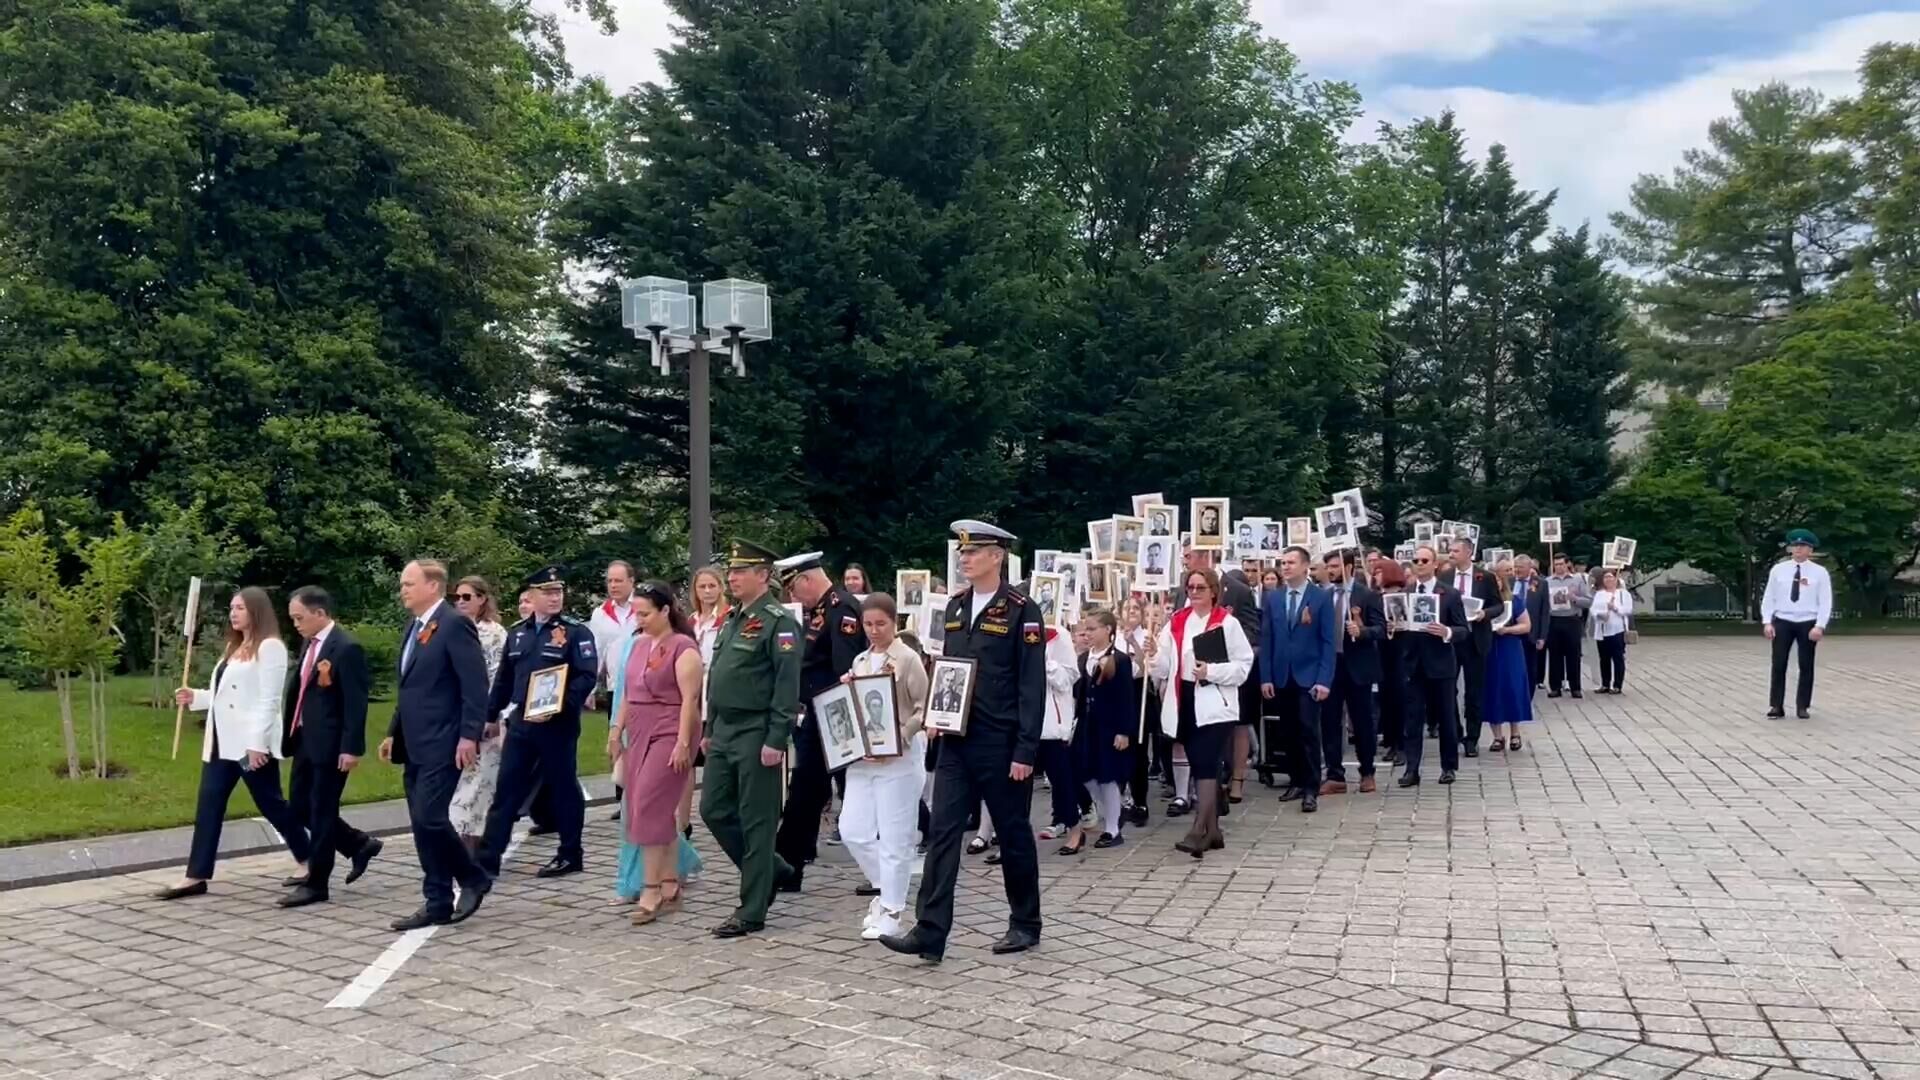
291,638,319,734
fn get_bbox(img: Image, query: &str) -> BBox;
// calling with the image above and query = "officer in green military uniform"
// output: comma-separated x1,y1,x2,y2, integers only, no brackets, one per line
700,540,802,937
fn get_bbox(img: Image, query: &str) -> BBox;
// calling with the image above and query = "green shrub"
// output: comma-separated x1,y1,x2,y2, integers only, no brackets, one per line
335,621,401,700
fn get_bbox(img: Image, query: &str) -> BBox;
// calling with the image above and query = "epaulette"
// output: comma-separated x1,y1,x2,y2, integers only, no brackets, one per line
1005,588,1030,605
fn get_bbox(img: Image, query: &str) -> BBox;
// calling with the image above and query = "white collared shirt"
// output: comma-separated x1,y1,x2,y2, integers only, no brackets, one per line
1761,558,1832,627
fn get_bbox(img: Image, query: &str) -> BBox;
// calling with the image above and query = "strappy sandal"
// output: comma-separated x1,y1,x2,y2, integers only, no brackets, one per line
1509,733,1522,751
629,885,664,925
658,876,682,915
1489,737,1506,752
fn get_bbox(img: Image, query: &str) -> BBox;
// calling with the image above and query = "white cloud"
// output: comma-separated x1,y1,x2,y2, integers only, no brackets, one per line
1367,11,1920,232
1249,0,1754,71
539,0,671,95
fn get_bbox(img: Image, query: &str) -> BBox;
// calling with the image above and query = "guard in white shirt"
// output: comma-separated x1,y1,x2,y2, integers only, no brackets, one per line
1760,529,1832,719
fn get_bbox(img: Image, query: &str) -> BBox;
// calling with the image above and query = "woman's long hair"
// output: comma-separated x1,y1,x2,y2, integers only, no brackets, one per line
224,587,279,661
456,575,500,625
635,580,696,640
689,565,727,621
1085,610,1120,684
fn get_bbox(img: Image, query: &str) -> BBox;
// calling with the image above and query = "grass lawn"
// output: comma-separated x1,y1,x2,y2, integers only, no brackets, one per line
0,675,610,847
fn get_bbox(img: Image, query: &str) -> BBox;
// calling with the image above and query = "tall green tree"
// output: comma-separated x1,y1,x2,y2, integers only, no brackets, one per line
548,0,1038,576
1608,83,1863,390
0,0,600,604
1823,43,1920,323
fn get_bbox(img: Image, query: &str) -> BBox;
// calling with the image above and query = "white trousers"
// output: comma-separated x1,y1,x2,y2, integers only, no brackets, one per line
839,734,926,913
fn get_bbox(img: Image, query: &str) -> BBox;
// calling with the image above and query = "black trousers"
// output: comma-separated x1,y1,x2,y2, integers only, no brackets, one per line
1038,740,1080,828
1768,618,1818,709
1457,641,1488,746
403,760,486,914
1597,632,1628,690
1401,672,1460,779
1322,669,1377,781
1128,679,1154,805
480,720,585,873
1546,616,1585,692
1275,681,1322,793
287,755,373,890
1526,636,1545,688
186,757,311,881
1377,653,1404,752
913,733,1041,949
775,710,831,877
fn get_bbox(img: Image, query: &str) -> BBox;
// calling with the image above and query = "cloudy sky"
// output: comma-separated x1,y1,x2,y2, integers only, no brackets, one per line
538,0,1920,232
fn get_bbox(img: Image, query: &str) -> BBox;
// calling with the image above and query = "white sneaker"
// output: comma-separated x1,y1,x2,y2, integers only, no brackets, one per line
859,896,884,932
862,909,903,941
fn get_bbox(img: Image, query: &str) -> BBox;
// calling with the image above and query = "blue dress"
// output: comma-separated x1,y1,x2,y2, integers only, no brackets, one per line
1481,598,1534,728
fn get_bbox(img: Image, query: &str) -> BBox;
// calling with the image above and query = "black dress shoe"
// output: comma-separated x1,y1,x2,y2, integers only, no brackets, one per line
535,856,583,879
450,880,489,923
1796,708,1809,719
877,928,943,963
1570,691,1583,699
1093,833,1122,849
711,916,763,938
983,851,1003,866
281,875,310,888
1397,775,1420,788
277,885,328,908
344,837,383,886
1278,786,1303,803
1300,793,1318,813
1547,690,1563,698
1439,770,1456,784
528,824,557,837
1463,745,1480,758
153,881,208,901
854,885,881,897
991,928,1039,955
1766,707,1785,718
391,907,451,931
775,862,803,893
1129,805,1149,827
965,837,989,855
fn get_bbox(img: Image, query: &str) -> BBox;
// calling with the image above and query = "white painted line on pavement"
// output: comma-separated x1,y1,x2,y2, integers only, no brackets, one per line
326,826,527,1009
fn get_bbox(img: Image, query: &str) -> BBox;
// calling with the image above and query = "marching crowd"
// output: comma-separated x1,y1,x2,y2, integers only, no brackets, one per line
144,517,1836,964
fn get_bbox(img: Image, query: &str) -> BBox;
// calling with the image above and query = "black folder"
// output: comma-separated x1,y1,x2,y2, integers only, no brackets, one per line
1193,626,1229,664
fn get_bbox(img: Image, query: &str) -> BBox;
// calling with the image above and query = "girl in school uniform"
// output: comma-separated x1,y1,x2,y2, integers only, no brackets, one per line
1071,611,1136,849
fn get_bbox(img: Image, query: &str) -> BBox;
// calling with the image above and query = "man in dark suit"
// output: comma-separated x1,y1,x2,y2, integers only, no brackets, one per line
1399,545,1469,786
1513,555,1549,692
279,587,383,908
1259,546,1336,813
1320,550,1384,795
1442,538,1502,757
1218,568,1261,806
478,565,598,879
378,559,491,930
773,552,867,892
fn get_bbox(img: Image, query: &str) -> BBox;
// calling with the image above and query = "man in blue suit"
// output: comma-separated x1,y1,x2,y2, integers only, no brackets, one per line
1260,546,1337,813
379,559,492,930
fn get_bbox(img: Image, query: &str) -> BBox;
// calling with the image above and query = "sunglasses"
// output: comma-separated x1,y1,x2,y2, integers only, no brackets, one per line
455,592,480,602
1411,557,1432,565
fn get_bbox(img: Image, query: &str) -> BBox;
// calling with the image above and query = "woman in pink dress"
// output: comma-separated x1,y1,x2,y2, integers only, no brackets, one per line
605,581,703,924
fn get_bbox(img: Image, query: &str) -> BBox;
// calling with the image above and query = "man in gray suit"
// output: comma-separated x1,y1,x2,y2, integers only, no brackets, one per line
378,559,492,930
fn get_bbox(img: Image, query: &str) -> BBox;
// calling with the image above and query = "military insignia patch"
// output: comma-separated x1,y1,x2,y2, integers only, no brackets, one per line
840,615,858,635
777,631,796,652
1022,621,1041,644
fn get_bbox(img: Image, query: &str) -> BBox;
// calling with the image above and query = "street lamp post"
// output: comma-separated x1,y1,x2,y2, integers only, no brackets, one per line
619,276,771,580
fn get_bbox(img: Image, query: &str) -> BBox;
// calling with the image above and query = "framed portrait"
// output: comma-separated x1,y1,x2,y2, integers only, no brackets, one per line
925,657,978,735
1008,554,1022,587
1604,536,1637,569
1333,487,1368,532
1460,522,1482,550
921,593,951,654
896,570,931,612
1393,541,1416,564
1383,591,1410,629
1088,519,1116,562
1435,533,1454,557
1539,517,1563,544
1413,520,1436,544
1550,586,1571,609
945,540,961,593
1314,503,1354,550
812,682,867,772
1135,537,1175,592
1143,502,1177,538
1029,571,1066,628
853,674,902,758
1190,498,1230,550
1086,561,1111,604
1232,518,1263,560
1033,549,1060,574
1489,603,1512,632
1462,595,1484,623
526,664,567,721
1131,491,1165,517
1111,515,1145,565
1260,519,1283,553
1409,592,1439,628
1111,568,1131,602
1080,546,1093,563
1286,517,1313,548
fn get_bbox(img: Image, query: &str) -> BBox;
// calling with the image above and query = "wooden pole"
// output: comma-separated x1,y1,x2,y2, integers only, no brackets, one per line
1135,591,1162,744
169,627,195,760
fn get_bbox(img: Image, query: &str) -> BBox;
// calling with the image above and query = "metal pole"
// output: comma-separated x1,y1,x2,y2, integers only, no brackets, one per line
688,340,713,583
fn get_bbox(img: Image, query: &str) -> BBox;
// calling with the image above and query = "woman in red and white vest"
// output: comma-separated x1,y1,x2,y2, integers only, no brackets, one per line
1146,566,1254,859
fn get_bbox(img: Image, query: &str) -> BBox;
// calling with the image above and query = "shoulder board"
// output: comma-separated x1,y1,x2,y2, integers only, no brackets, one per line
559,614,585,626
1004,589,1030,605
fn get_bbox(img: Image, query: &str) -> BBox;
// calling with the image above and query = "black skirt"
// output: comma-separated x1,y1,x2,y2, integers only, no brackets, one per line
1174,681,1232,768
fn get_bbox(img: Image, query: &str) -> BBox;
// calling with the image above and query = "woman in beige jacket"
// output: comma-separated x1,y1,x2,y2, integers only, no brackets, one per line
837,592,930,941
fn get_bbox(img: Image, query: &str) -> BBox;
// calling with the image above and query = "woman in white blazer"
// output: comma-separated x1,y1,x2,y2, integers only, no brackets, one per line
154,587,310,900
1146,566,1253,860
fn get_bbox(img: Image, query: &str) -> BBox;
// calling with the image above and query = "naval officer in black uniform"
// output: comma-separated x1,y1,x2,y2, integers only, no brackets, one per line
878,520,1044,964
772,550,867,891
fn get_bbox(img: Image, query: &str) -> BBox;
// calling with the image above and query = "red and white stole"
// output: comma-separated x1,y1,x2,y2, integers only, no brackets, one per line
1166,604,1228,706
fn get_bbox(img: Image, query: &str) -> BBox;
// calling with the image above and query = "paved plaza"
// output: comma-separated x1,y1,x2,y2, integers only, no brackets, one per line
4,637,1919,1080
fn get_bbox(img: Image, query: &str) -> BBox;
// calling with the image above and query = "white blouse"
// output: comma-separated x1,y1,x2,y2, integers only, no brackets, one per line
189,638,290,763
1589,588,1634,639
